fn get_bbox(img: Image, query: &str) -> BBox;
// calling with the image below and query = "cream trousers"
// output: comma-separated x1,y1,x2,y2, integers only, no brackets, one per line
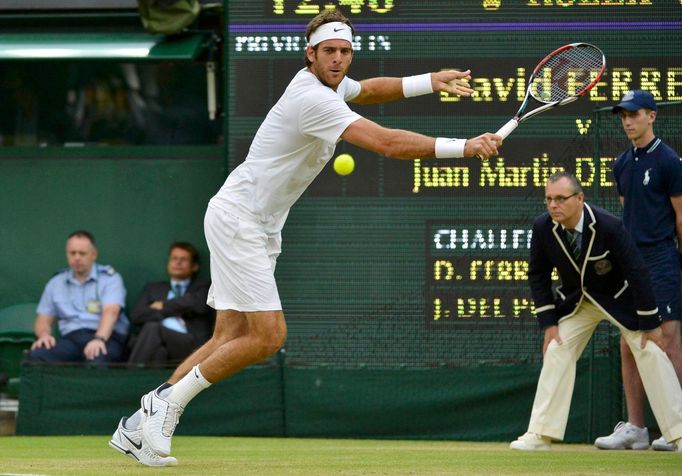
527,300,682,442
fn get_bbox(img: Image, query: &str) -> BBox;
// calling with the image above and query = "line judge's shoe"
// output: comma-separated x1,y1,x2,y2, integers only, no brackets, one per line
594,421,649,450
651,435,678,451
109,417,178,467
141,389,184,457
510,432,551,451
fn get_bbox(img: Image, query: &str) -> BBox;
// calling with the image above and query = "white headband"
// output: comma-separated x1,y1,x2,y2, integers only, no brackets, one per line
308,22,353,47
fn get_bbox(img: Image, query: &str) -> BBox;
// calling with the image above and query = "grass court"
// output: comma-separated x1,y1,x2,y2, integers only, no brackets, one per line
0,436,680,475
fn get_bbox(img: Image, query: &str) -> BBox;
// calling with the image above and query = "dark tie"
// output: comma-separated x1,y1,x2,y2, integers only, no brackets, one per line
566,229,581,260
172,283,183,298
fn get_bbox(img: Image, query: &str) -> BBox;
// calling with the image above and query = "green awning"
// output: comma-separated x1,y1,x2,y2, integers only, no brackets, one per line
0,32,207,60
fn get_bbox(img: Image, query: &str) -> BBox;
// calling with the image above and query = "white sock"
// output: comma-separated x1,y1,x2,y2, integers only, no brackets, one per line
125,410,143,429
166,365,211,407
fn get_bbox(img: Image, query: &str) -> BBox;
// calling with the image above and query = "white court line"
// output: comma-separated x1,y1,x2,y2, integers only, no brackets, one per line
0,473,51,476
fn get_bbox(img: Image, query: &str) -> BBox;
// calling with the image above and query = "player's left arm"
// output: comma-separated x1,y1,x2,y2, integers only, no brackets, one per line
350,70,473,106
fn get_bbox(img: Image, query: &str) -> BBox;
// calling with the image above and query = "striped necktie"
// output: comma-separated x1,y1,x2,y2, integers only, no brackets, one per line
172,283,183,298
566,229,581,260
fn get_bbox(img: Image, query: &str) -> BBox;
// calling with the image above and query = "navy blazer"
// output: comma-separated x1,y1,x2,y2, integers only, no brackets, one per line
529,203,660,331
130,278,215,344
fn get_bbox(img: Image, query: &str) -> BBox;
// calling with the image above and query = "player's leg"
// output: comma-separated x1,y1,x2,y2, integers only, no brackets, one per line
196,309,286,382
167,309,249,383
511,303,600,450
111,312,250,464
140,206,285,457
109,416,178,467
128,311,247,423
141,309,286,456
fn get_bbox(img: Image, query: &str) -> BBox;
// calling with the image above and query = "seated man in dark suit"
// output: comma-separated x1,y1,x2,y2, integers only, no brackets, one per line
510,172,682,451
128,242,214,365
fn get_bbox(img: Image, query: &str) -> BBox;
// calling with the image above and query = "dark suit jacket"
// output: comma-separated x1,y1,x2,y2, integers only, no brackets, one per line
130,279,214,344
529,203,661,331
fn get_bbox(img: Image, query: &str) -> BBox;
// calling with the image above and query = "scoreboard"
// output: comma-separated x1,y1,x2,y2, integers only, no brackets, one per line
226,1,681,356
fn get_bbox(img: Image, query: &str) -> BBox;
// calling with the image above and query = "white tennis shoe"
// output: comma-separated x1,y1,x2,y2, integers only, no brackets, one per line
141,389,184,457
109,417,178,467
594,421,649,450
510,432,551,451
651,435,678,451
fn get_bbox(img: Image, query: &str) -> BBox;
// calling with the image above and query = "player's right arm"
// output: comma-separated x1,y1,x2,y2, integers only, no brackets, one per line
340,117,500,160
32,314,56,349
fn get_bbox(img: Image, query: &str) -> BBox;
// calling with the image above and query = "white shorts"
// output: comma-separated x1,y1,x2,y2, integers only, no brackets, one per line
204,205,282,312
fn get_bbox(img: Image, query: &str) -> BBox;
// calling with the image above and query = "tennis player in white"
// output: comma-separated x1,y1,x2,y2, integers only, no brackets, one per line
110,9,502,466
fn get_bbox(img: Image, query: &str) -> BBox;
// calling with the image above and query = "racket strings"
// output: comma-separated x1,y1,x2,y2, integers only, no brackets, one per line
532,45,604,103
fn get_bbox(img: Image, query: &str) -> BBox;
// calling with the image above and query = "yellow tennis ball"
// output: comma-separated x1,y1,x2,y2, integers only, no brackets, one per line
333,154,355,176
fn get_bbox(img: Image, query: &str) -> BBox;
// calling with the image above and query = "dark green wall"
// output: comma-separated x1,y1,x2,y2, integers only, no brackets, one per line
0,153,224,311
17,357,625,442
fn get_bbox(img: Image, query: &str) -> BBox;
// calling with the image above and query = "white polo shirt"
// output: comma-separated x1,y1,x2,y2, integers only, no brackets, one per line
209,68,362,233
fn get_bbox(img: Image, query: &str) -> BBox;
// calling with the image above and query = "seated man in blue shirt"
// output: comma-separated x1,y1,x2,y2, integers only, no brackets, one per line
28,230,129,363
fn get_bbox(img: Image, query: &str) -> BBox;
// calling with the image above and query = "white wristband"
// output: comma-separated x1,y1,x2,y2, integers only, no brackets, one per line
435,137,466,159
402,73,433,98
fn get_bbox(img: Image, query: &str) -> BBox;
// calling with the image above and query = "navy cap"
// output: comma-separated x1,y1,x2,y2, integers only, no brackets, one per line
612,89,657,113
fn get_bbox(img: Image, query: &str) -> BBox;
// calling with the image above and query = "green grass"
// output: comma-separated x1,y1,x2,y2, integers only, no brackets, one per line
0,436,680,475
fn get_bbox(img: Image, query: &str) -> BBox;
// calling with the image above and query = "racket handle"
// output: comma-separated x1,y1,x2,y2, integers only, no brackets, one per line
495,119,519,140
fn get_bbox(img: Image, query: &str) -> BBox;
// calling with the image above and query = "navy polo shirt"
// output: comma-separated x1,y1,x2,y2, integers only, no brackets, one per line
613,137,682,246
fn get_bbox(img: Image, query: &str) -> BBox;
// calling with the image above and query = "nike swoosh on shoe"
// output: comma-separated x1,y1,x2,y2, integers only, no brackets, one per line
123,433,142,450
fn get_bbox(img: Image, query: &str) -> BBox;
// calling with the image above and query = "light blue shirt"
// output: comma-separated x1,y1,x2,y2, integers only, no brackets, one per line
161,278,191,334
167,278,191,300
37,263,129,337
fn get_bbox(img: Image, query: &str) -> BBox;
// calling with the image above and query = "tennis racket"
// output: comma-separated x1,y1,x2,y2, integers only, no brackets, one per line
494,42,606,140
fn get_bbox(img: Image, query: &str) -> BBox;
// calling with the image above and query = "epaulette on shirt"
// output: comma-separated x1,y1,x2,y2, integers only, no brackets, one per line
97,265,116,275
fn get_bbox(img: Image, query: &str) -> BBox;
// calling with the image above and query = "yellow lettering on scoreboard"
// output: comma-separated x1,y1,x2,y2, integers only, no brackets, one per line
437,68,680,104
479,155,564,188
412,160,471,193
575,157,615,187
669,68,682,100
431,295,538,321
